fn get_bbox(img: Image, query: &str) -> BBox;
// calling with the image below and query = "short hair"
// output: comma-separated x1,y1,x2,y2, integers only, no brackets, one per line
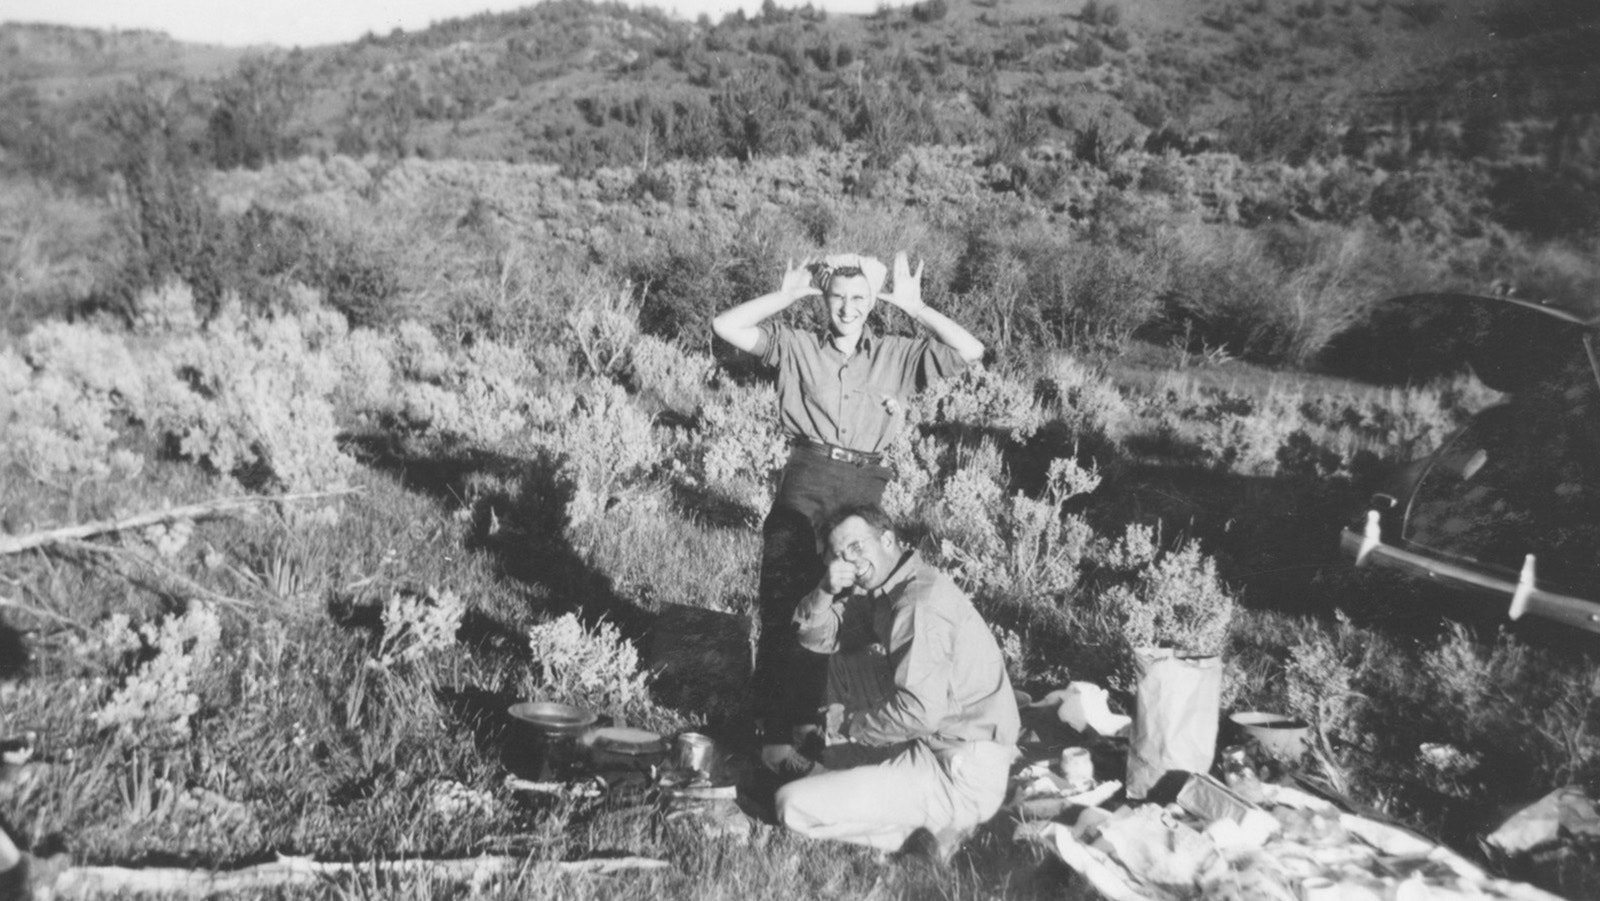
812,264,868,297
824,502,897,540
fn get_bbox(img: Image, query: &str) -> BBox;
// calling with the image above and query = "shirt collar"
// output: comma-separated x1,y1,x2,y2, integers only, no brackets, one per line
869,549,920,598
823,324,876,355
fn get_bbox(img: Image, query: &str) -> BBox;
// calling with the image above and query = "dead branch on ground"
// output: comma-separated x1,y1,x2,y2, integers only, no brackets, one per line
0,488,360,556
47,540,259,614
40,853,670,899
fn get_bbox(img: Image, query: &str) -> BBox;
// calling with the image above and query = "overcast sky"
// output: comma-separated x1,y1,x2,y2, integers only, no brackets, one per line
4,0,904,47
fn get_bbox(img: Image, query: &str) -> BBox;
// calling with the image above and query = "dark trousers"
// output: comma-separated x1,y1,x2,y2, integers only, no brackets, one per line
753,446,891,741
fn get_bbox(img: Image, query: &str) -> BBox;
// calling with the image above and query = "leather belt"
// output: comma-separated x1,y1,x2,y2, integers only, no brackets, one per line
793,437,883,467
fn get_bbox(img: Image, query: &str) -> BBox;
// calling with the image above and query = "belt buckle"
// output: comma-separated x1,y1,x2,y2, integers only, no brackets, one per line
828,446,851,463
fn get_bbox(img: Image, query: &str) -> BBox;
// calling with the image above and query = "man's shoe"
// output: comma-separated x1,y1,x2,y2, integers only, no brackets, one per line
759,743,819,780
892,827,963,869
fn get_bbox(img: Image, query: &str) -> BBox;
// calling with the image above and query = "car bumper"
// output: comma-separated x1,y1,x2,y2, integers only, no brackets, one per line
1341,513,1600,635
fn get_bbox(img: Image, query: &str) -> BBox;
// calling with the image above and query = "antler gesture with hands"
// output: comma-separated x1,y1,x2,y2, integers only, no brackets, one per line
779,258,822,302
879,252,927,317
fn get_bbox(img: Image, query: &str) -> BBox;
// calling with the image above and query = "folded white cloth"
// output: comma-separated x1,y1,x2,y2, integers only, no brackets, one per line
1038,682,1132,737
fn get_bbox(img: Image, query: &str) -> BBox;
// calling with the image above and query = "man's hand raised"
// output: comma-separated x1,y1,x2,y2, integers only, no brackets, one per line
779,258,822,302
878,251,927,317
823,559,859,595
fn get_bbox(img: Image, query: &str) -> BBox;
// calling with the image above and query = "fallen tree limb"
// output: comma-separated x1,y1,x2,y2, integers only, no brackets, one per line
42,853,670,899
49,541,259,613
0,488,360,556
0,595,89,633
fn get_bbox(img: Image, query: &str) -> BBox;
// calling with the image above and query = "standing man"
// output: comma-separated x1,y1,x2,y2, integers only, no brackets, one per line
712,252,984,774
775,504,1019,860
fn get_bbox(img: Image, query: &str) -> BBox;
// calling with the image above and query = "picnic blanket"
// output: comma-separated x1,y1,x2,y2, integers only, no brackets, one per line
1019,781,1567,901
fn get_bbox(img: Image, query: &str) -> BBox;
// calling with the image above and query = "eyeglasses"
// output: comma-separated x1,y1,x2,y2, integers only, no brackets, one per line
832,539,869,563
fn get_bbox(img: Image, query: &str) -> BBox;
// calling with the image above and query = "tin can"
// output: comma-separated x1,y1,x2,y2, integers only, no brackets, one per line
674,732,715,777
1221,744,1258,786
1058,746,1094,792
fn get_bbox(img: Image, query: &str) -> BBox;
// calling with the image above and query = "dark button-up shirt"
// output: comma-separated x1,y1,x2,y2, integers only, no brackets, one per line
794,551,1021,752
754,324,968,454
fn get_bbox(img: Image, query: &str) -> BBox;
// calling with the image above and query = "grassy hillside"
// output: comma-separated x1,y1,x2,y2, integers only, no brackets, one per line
5,0,1599,176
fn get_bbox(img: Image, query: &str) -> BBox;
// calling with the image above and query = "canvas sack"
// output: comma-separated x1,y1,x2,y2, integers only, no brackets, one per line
1126,647,1222,800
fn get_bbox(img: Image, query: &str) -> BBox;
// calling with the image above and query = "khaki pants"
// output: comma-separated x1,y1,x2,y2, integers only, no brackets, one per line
774,740,1012,852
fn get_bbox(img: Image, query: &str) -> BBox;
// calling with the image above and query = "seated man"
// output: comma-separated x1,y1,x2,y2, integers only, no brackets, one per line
774,504,1020,858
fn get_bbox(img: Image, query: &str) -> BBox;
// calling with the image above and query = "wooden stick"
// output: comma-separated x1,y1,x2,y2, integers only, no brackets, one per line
0,596,89,633
48,541,259,613
44,854,670,898
0,488,360,556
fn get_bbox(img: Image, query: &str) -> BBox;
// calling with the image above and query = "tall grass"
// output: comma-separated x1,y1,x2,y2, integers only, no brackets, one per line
1163,220,1437,366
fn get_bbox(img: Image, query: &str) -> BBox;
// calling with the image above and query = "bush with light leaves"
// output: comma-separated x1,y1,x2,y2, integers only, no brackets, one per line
85,604,223,744
673,377,789,518
2,324,148,483
1101,540,1235,657
138,301,353,493
525,613,654,715
374,587,467,669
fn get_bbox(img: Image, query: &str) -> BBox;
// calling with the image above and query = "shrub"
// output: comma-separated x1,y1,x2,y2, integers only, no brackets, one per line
141,304,354,493
1194,391,1302,476
1354,624,1597,813
0,180,121,328
232,206,402,328
106,82,235,311
550,380,662,523
1489,166,1600,239
1137,156,1188,196
1284,618,1361,761
6,323,145,482
920,366,1045,442
1064,36,1106,70
910,0,949,22
1313,165,1377,222
625,213,796,345
1163,221,1418,367
1098,522,1159,572
628,168,676,204
626,334,712,415
879,428,942,523
525,613,653,714
205,55,304,170
928,440,1008,572
944,212,1170,354
374,587,466,669
1369,172,1440,226
676,378,788,516
88,604,223,744
332,327,399,417
3,291,374,495
792,200,838,245
1218,90,1336,165
1042,354,1137,450
130,281,203,335
1101,540,1235,656
1047,238,1169,352
993,458,1101,597
565,278,641,379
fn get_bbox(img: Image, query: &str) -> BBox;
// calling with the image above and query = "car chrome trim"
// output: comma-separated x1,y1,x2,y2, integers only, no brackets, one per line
1584,333,1600,395
1340,525,1600,635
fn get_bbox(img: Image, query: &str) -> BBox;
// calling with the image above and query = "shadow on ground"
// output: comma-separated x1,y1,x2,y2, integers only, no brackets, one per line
345,432,753,733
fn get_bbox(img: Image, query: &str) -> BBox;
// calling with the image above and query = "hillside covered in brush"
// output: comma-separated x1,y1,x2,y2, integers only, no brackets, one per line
3,0,1599,182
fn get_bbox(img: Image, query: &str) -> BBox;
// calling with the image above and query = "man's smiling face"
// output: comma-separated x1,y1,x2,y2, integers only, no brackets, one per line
826,514,899,591
825,272,876,341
